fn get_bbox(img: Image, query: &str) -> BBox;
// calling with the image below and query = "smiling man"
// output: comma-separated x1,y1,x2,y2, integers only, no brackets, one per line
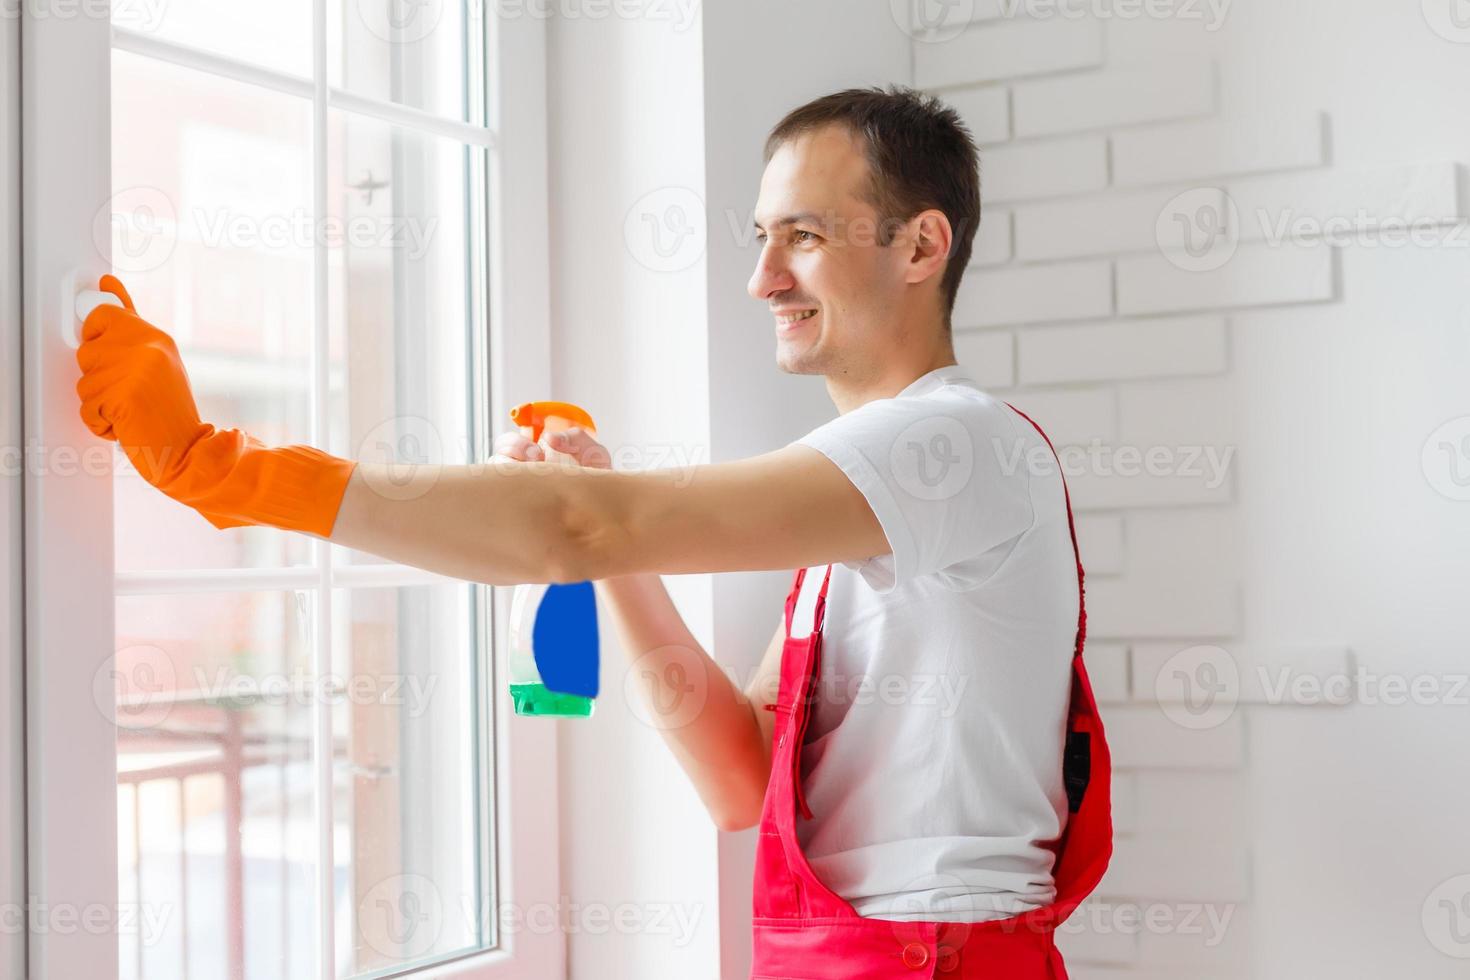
75,86,1110,978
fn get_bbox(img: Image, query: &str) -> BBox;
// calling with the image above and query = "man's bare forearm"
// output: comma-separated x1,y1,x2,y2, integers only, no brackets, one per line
596,573,770,831
329,460,601,585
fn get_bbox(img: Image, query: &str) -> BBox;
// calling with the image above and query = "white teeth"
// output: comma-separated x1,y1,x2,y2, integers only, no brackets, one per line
777,310,817,324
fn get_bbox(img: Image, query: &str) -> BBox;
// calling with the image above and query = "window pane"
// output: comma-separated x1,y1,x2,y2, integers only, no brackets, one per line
330,584,484,975
324,111,482,567
112,0,312,78
114,590,320,980
327,0,476,123
110,51,315,571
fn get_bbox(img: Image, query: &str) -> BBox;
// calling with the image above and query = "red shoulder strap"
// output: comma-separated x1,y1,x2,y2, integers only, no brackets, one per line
1003,403,1087,660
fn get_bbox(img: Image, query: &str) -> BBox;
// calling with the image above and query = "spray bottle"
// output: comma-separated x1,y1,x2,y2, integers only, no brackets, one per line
506,401,601,717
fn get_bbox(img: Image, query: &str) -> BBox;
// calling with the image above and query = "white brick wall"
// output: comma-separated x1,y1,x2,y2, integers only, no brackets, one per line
914,17,1104,89
1000,386,1118,445
971,207,1013,265
1116,241,1336,316
1085,579,1239,638
1112,112,1327,188
1104,708,1245,769
1075,513,1125,576
951,327,1015,388
1230,161,1466,242
1130,772,1247,836
1101,837,1250,902
940,83,1011,143
1118,378,1236,448
1015,187,1225,261
1084,641,1131,703
942,84,1011,144
1133,643,1355,706
953,260,1112,328
1017,316,1229,386
903,9,1467,978
1067,464,1234,509
1012,60,1215,137
982,135,1109,204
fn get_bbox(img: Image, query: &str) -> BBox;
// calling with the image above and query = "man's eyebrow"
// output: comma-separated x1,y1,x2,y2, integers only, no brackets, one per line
752,212,823,231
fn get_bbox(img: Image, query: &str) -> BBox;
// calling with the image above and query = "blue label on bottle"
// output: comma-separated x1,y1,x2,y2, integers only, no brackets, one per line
532,581,600,699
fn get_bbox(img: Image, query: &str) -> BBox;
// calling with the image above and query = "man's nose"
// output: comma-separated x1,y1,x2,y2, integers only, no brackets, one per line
747,244,794,301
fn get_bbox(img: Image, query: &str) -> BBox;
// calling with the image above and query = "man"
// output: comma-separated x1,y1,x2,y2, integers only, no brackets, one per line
76,86,1110,977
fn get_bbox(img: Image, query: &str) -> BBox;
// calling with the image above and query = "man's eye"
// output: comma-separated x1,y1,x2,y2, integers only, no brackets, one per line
755,232,768,244
794,230,817,243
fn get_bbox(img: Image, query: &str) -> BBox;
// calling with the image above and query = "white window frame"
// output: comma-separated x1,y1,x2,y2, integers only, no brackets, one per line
19,5,562,979
2,9,26,980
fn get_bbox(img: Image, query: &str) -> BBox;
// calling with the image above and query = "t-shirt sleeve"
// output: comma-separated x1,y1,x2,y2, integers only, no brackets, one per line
796,392,1036,593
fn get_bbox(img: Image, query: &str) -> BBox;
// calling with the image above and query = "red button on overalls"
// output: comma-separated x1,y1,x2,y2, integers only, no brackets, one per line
749,404,1113,980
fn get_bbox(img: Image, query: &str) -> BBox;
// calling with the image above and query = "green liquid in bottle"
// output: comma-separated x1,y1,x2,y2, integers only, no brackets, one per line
510,682,595,718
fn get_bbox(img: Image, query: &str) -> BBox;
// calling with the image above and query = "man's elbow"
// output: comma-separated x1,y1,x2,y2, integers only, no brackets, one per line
545,491,633,584
713,807,762,833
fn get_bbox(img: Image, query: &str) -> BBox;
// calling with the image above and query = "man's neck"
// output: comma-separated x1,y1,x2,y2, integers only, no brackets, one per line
825,341,958,415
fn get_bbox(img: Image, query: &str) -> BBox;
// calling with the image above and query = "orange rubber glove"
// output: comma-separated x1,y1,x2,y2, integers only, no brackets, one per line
75,275,357,537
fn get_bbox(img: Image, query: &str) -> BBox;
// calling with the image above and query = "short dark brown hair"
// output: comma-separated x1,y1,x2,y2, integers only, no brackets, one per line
764,85,981,326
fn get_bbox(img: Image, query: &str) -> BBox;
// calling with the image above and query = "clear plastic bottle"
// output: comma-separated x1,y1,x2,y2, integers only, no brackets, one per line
507,581,597,717
505,401,601,718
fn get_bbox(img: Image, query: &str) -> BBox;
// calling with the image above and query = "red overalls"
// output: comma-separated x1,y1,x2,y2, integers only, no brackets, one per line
750,405,1112,979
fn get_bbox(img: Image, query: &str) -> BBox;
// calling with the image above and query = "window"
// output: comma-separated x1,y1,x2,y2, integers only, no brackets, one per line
21,3,560,978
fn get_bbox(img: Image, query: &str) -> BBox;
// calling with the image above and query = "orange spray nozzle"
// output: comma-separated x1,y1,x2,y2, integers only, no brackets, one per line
510,401,597,443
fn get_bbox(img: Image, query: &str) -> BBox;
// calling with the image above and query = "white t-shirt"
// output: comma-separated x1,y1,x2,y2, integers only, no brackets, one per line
789,364,1078,923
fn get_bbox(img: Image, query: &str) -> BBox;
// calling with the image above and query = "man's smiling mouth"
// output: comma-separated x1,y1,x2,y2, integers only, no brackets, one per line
774,309,818,327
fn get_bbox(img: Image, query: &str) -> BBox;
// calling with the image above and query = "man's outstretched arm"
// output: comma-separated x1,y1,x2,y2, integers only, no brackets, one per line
330,443,888,585
74,274,890,583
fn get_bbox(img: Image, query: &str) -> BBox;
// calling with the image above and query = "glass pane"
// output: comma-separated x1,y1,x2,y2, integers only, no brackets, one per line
330,584,483,975
324,110,481,566
109,51,315,571
327,0,475,123
112,0,311,79
114,590,321,980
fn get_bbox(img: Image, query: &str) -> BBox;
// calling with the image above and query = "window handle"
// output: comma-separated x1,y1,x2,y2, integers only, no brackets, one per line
61,268,124,349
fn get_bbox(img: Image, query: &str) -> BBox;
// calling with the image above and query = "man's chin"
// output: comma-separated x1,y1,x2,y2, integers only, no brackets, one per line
775,345,823,376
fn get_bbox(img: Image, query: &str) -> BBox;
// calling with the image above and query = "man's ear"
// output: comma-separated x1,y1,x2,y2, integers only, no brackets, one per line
904,209,954,287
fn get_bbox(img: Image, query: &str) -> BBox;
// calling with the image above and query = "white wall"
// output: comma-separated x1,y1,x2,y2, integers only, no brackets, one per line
550,1,1470,978
547,5,910,978
545,7,719,979
696,7,911,977
907,1,1470,977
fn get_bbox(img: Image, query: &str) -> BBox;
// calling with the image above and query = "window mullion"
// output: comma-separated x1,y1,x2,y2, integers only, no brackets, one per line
311,0,336,974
